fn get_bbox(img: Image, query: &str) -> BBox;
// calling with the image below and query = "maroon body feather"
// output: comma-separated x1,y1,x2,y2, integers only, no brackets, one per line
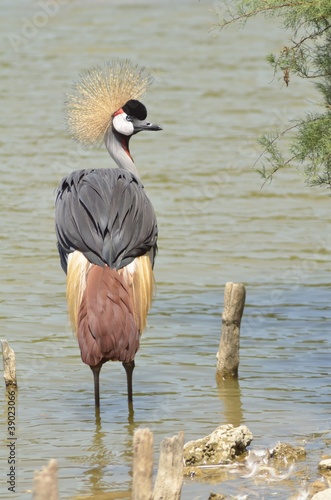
77,265,139,367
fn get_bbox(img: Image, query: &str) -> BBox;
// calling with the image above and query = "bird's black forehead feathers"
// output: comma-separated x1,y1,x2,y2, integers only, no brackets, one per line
123,100,147,120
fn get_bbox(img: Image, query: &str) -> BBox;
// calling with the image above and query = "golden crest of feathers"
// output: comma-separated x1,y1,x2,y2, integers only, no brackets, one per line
66,60,153,147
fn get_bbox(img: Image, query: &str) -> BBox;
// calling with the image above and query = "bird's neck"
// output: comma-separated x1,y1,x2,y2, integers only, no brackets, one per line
105,128,139,178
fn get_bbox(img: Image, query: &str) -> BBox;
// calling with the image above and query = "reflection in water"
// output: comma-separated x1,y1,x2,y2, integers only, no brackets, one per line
74,407,136,499
81,416,112,496
216,377,243,428
127,403,134,427
95,408,101,428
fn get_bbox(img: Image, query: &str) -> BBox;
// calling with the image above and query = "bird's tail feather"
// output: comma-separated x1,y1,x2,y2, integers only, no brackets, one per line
77,264,139,366
66,251,91,334
66,252,153,367
119,255,154,334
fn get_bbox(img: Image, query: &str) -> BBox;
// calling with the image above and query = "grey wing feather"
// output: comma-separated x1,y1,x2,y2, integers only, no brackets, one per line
55,169,158,273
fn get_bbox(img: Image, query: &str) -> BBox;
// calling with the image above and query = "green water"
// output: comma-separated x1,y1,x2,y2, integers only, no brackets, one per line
1,1,330,498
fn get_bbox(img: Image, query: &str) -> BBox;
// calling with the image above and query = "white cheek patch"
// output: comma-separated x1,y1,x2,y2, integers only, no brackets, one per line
112,113,134,136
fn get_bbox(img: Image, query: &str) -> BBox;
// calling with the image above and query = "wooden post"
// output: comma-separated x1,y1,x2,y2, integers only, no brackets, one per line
216,282,246,379
132,428,154,500
33,459,58,500
1,339,17,389
153,431,184,500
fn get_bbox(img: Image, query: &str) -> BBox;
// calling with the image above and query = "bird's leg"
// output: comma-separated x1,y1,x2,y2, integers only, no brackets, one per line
122,360,135,404
91,364,102,410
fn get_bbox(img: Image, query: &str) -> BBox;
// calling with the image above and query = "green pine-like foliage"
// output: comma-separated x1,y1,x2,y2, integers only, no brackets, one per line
216,0,331,189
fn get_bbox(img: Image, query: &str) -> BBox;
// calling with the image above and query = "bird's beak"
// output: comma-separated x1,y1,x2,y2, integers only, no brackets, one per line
133,118,163,133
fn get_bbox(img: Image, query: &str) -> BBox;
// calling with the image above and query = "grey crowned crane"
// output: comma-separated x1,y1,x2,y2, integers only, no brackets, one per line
55,60,162,410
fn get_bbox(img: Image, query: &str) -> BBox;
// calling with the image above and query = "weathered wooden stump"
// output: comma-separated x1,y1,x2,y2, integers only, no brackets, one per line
132,428,154,500
1,339,17,389
33,459,58,500
216,282,246,379
153,431,184,500
132,428,184,500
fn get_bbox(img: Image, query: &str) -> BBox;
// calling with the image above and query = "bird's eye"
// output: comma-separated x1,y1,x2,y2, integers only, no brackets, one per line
126,115,133,122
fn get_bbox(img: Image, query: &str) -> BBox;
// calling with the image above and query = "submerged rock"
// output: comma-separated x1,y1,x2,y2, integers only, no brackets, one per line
270,442,306,461
208,493,226,500
312,488,331,499
309,480,330,498
183,424,253,466
318,459,331,472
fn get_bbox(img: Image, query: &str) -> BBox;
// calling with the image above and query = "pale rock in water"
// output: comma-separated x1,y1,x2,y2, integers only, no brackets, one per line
318,459,331,472
183,424,253,466
311,488,331,500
